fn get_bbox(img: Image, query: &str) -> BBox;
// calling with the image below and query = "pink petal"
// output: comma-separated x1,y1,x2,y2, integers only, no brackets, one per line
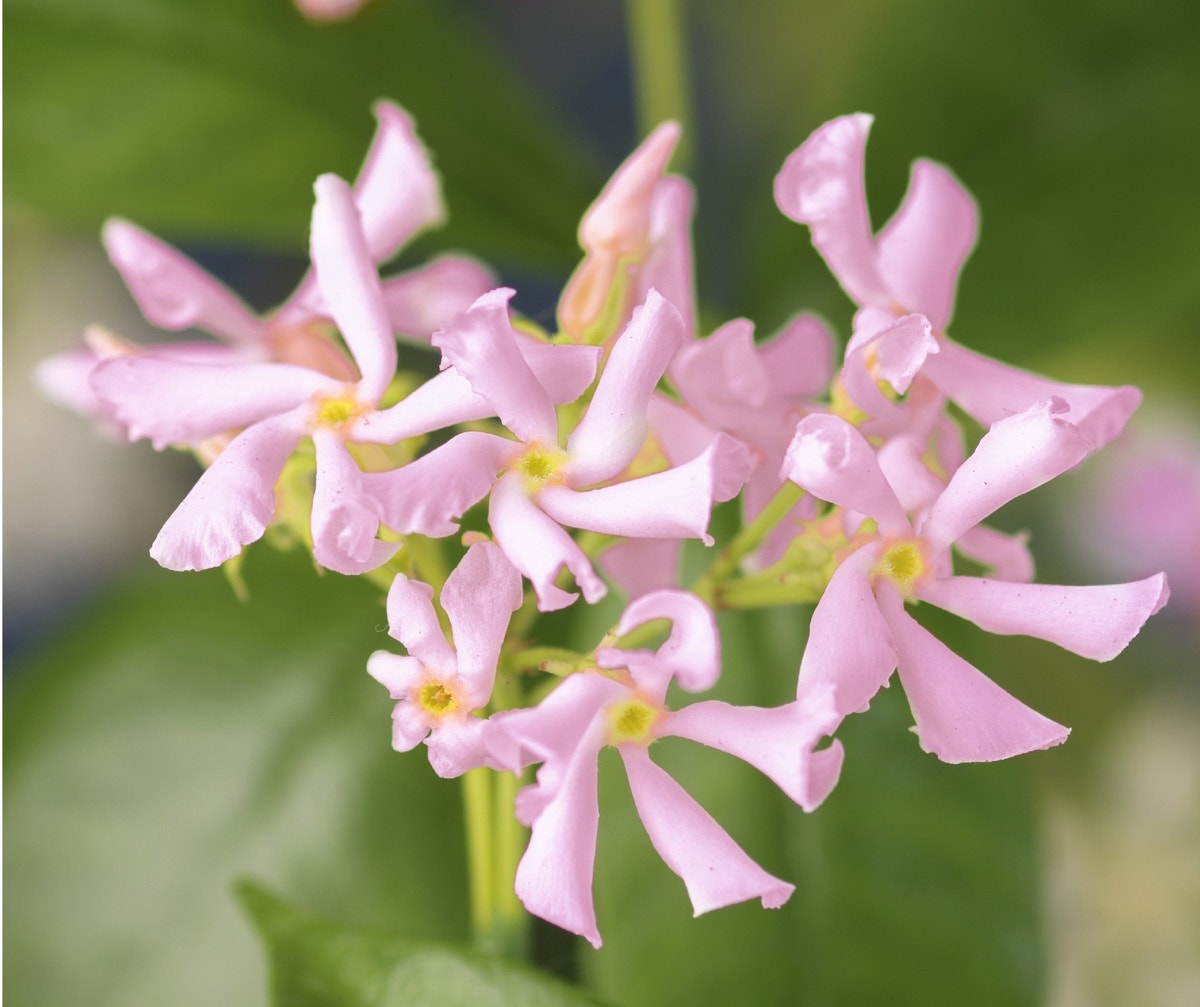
637,175,697,340
666,696,844,812
877,585,1070,762
310,174,398,403
378,255,496,342
517,339,602,406
365,651,424,699
841,310,937,427
441,542,523,697
603,589,720,693
952,524,1034,583
671,318,771,417
916,573,1169,662
875,159,978,328
354,100,446,262
425,717,493,779
432,288,558,445
796,542,898,716
759,313,836,401
513,719,608,948
390,700,434,753
35,346,111,421
383,572,457,671
350,368,497,444
922,337,1142,450
102,218,262,342
781,413,910,536
920,399,1092,550
364,431,510,537
490,472,607,612
774,113,889,309
876,433,949,515
621,747,795,916
310,430,399,575
645,398,754,504
90,356,328,450
149,410,306,570
597,539,682,600
566,290,687,484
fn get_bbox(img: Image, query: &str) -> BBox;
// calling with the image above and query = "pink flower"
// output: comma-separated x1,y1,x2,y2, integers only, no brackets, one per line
488,590,842,947
367,542,522,777
433,288,749,611
783,405,1169,762
295,0,368,21
38,101,493,429
774,113,1140,448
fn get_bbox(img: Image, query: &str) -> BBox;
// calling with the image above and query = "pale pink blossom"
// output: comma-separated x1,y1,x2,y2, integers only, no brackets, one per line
295,0,368,22
775,114,1140,448
488,590,842,947
783,405,1169,762
367,542,522,777
433,288,749,611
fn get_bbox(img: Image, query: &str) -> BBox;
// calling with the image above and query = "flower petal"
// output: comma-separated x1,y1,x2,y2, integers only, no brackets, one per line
922,337,1142,450
102,218,262,342
758,312,836,401
597,539,682,600
796,542,898,716
875,159,978,328
603,589,720,693
621,747,795,916
877,586,1070,762
774,113,890,309
441,542,523,698
782,413,910,536
490,472,607,612
310,430,399,575
432,288,558,445
364,431,510,537
378,255,496,342
920,399,1092,550
425,717,493,779
638,174,696,340
917,573,1169,662
383,573,457,672
89,356,327,450
365,651,424,699
310,173,398,403
951,524,1034,583
566,289,687,485
149,411,305,570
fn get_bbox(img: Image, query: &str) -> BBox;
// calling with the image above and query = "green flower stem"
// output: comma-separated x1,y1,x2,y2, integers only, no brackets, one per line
462,767,495,950
492,769,529,958
625,0,693,170
462,767,531,959
691,481,806,606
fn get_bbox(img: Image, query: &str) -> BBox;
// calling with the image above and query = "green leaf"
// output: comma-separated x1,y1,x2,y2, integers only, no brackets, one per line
237,880,606,1007
4,547,471,1007
5,0,598,270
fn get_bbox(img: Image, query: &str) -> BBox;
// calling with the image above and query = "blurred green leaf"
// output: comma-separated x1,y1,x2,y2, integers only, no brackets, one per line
4,0,598,270
584,606,1044,1006
238,880,606,1007
4,547,470,1007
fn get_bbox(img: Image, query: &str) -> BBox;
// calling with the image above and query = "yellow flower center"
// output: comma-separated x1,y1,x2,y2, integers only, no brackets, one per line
606,696,662,746
314,393,363,429
873,539,928,597
417,681,458,716
513,442,569,491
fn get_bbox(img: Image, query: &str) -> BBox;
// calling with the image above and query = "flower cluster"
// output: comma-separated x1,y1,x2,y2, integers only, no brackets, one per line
42,104,1169,947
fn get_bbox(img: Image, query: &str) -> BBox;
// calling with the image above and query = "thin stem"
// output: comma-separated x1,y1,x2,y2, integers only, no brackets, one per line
492,770,529,958
462,768,494,949
625,0,693,169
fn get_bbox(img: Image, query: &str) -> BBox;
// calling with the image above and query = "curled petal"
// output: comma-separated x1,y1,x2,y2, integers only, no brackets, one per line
917,573,1169,662
442,542,523,697
102,218,262,342
433,288,558,445
796,542,897,716
354,100,445,262
379,255,496,342
877,586,1070,763
638,175,697,340
774,113,889,309
365,431,510,537
149,410,305,570
90,356,328,450
782,413,910,536
567,290,687,485
922,338,1142,451
920,399,1091,550
310,430,399,575
383,573,457,672
603,589,720,693
490,473,607,612
310,174,397,403
875,159,978,327
621,747,795,917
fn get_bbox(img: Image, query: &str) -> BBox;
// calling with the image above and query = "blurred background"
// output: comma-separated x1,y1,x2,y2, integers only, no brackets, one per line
5,1,1199,1005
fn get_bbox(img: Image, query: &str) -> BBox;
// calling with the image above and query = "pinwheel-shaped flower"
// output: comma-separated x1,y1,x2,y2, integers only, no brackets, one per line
784,406,1169,762
488,590,844,947
774,113,1140,448
367,542,522,777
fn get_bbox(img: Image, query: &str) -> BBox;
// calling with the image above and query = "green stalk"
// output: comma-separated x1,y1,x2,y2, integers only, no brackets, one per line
625,0,693,170
462,767,495,950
